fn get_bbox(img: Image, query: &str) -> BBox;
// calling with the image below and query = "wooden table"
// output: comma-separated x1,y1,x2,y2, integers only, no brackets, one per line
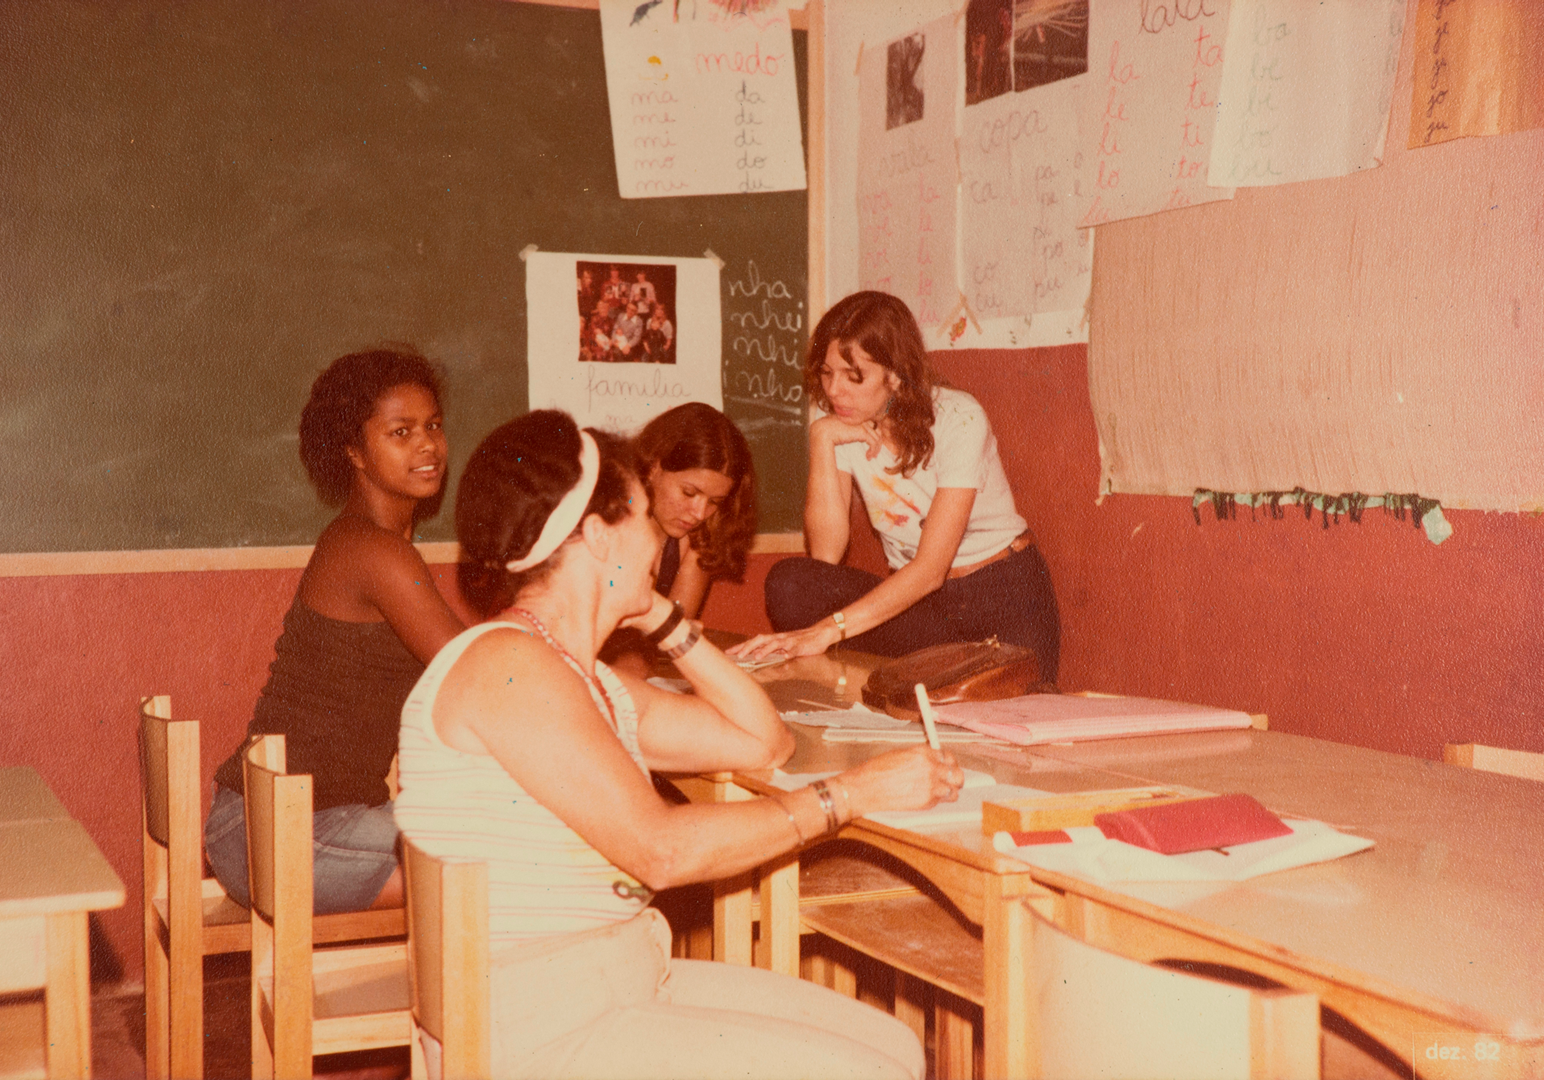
0,768,126,1080
693,649,1544,1079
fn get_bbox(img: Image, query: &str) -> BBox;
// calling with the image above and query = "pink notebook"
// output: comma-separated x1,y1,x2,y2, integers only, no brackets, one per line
1094,793,1291,854
933,694,1251,745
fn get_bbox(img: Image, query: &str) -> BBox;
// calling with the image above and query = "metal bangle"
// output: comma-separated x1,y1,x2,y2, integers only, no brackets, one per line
830,776,852,825
772,794,806,846
660,625,700,661
812,779,840,834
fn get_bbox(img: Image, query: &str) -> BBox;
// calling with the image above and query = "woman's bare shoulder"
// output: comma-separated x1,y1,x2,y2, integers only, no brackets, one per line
311,515,426,576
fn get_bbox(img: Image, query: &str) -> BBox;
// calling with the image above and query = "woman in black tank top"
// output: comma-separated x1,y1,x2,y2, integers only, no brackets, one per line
206,349,464,915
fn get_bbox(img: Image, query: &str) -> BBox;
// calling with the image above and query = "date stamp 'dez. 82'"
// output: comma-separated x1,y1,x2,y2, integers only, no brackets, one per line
1412,1032,1537,1079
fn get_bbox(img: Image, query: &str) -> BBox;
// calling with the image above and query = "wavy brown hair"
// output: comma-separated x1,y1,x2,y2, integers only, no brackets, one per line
456,411,639,618
634,403,756,580
804,291,936,476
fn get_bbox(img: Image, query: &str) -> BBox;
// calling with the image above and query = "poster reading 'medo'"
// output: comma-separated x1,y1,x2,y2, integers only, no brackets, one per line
599,0,806,200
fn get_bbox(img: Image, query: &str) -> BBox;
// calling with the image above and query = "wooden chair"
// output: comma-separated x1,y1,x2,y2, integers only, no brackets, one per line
1022,898,1320,1080
402,838,491,1080
1442,742,1544,782
242,734,416,1080
139,697,407,1079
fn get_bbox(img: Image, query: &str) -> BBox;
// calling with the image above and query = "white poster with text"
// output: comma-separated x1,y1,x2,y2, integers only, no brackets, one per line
855,13,960,332
1078,0,1235,226
1209,0,1405,187
528,251,722,434
600,0,806,199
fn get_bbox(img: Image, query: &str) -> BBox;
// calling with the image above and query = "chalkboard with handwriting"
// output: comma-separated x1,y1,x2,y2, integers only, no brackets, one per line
0,0,808,553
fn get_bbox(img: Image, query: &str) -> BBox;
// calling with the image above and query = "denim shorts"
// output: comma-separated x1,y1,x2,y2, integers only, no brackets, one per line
203,783,399,915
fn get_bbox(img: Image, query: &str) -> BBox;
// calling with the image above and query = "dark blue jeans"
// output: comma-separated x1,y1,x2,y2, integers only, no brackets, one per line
764,545,1061,683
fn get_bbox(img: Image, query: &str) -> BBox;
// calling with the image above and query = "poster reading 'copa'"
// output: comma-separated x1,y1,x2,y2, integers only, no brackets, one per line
526,251,722,434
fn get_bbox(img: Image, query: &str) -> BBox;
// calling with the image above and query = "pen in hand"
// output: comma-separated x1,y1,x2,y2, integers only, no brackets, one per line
914,683,941,751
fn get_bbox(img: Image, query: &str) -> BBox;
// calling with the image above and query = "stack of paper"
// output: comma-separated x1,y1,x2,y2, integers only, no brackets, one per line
992,819,1374,884
934,696,1251,746
780,707,996,744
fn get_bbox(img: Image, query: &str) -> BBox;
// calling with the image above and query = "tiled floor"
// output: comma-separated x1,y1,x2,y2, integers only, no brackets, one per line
92,955,409,1080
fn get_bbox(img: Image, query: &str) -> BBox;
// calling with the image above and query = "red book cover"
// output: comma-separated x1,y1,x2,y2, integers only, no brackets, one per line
1094,793,1291,854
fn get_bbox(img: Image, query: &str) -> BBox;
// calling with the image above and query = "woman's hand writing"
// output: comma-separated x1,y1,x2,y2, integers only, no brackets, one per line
838,745,964,818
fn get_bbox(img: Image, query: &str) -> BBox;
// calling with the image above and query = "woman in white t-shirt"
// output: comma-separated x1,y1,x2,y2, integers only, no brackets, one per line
729,291,1060,681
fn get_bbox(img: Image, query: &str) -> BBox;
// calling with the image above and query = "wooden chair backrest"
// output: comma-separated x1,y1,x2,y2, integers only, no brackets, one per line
242,734,317,1074
1443,743,1544,783
139,695,193,851
242,735,312,923
1026,901,1319,1080
403,838,490,1079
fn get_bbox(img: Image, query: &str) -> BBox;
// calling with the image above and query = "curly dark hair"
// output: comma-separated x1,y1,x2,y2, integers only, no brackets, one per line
804,291,936,477
634,403,756,580
456,410,640,618
298,348,446,517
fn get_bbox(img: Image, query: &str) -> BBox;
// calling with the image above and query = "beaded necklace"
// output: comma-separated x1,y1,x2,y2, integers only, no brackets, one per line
508,607,617,730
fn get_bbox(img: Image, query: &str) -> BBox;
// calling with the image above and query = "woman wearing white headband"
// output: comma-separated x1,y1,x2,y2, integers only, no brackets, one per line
394,410,961,1079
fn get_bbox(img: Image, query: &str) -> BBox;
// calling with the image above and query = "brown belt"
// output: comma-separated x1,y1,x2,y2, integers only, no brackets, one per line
946,529,1036,580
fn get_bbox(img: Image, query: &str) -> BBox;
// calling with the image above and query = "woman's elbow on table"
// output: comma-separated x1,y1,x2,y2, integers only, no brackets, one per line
763,725,797,768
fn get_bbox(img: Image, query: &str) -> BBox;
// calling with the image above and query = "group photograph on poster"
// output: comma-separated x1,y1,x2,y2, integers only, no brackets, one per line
529,249,723,436
577,260,678,364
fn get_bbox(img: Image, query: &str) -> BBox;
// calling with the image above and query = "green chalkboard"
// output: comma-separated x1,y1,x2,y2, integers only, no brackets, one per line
0,0,809,553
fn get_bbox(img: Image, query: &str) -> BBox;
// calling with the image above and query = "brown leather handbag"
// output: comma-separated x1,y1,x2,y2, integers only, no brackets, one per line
861,638,1053,721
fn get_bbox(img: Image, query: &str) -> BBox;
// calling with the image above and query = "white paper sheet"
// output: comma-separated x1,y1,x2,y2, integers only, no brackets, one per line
772,770,1052,829
526,251,722,433
779,707,999,743
600,0,806,199
993,818,1374,883
1208,0,1405,187
960,75,1093,323
855,14,960,330
1077,0,1235,226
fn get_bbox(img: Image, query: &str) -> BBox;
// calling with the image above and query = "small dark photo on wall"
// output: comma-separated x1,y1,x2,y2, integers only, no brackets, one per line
1012,0,1089,93
886,33,926,130
576,260,677,364
965,0,1012,106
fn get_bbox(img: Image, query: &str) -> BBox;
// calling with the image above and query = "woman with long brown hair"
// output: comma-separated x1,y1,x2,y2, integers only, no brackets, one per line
730,291,1060,681
633,401,756,618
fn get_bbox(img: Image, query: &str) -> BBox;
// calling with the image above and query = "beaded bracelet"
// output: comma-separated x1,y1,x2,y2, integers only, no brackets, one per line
811,779,841,834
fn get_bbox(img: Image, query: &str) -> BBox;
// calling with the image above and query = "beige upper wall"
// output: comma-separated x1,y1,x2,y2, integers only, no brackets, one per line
1089,0,1543,509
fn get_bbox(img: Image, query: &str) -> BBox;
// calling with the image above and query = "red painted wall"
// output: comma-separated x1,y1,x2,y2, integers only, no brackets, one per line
4,346,1540,986
928,344,1544,759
